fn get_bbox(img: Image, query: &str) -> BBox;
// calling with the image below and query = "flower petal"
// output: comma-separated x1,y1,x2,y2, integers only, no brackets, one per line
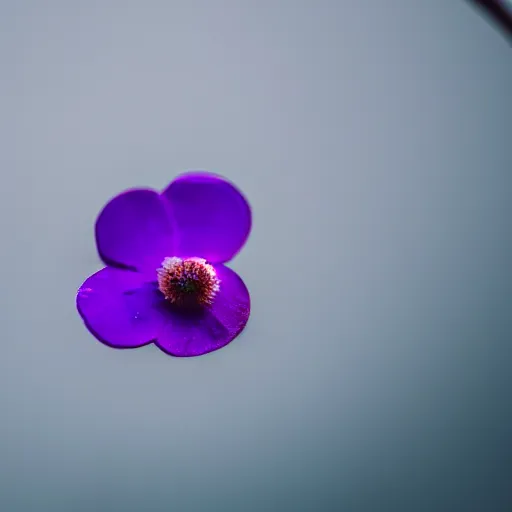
162,172,251,263
155,265,250,357
96,189,174,273
76,267,164,348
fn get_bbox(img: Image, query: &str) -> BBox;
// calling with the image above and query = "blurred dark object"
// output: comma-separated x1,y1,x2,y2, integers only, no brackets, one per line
468,0,512,43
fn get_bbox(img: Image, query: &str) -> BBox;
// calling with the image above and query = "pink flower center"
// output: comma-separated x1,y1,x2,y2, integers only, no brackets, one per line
157,257,220,306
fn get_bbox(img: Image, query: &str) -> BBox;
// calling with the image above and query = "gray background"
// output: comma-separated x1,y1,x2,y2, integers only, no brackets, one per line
1,1,511,511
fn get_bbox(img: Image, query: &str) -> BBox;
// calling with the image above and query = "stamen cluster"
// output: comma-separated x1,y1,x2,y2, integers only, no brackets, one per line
157,257,220,306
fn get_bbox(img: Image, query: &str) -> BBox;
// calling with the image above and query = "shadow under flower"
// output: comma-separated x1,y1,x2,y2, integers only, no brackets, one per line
467,0,512,43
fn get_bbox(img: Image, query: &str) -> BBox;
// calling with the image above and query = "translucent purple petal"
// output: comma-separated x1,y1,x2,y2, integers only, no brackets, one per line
155,265,250,357
76,267,164,348
162,172,251,264
95,189,174,273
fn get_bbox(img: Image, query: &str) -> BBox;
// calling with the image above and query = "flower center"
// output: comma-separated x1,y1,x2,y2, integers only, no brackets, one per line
157,257,220,306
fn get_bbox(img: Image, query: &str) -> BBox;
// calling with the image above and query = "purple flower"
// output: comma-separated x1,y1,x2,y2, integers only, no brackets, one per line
76,172,251,357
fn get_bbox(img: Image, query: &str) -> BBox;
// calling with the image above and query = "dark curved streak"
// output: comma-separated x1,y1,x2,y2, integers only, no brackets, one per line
468,0,512,43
